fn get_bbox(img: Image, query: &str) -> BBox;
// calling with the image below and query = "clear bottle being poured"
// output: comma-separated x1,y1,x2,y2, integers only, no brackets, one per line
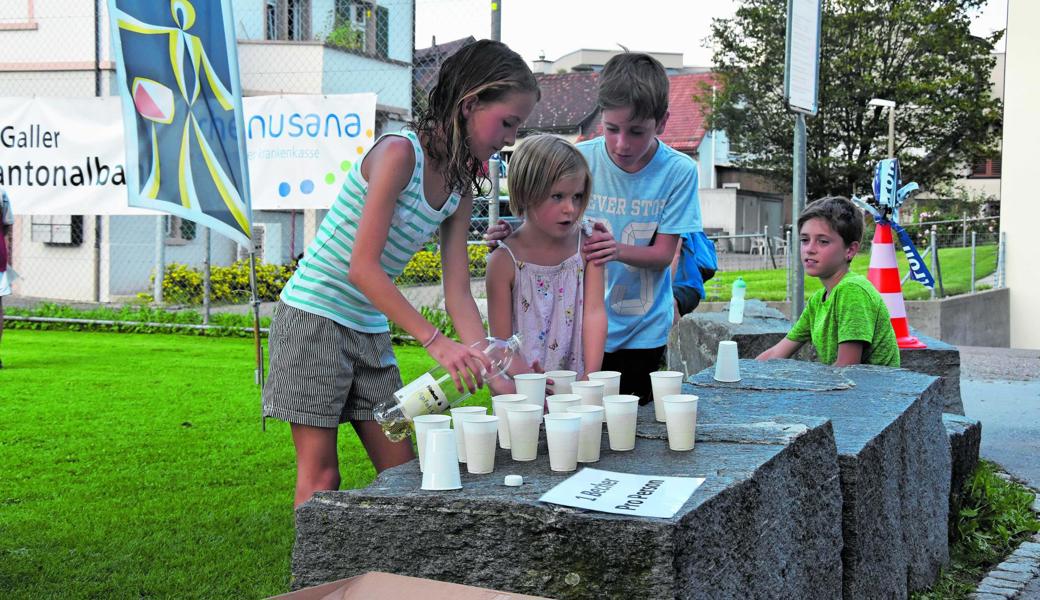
374,334,522,441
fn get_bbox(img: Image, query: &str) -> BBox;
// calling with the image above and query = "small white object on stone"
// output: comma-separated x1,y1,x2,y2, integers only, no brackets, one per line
504,474,523,487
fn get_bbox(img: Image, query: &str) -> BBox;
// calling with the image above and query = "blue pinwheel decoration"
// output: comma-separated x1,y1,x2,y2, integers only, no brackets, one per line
851,158,934,289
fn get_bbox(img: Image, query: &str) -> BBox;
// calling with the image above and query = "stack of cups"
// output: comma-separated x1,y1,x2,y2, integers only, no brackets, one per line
662,394,699,451
567,405,605,463
543,413,582,472
491,393,527,449
412,414,451,472
546,393,581,414
421,429,462,490
514,373,548,410
649,371,684,423
461,414,499,474
571,380,605,407
545,370,577,395
603,394,639,451
714,340,741,382
506,403,543,461
450,406,487,462
587,371,622,397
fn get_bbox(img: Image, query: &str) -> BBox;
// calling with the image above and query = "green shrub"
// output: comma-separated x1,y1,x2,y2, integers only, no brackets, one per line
397,244,489,285
158,261,295,305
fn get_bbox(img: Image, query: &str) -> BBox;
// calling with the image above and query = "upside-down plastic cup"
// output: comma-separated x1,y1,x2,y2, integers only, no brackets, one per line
546,393,582,414
663,394,699,451
491,393,528,450
412,414,451,472
650,371,684,423
545,370,577,395
571,380,606,407
450,406,488,462
543,413,582,472
506,403,543,461
567,405,605,463
714,340,741,382
514,373,548,409
462,414,499,474
421,429,462,491
603,394,639,451
588,371,622,397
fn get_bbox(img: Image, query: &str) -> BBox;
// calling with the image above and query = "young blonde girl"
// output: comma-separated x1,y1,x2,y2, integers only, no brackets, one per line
263,40,540,508
486,135,606,381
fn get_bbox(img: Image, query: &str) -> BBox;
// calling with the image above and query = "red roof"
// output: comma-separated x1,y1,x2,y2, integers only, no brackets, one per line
524,72,600,132
577,72,719,155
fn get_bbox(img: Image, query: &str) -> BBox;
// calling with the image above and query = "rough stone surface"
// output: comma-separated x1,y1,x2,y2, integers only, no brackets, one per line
944,414,982,518
292,415,844,599
668,302,964,414
686,359,950,599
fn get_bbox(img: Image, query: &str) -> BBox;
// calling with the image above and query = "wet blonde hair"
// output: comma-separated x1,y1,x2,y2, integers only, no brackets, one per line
507,135,592,218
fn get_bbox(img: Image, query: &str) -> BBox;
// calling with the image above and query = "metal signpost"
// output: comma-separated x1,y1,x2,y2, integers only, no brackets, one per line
783,0,822,319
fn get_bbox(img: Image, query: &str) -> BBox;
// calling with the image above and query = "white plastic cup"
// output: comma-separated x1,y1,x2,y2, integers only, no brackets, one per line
462,414,499,474
663,394,699,451
491,393,528,450
571,380,606,407
506,403,543,461
545,370,577,395
588,371,622,397
714,340,741,382
567,405,605,463
543,413,582,472
650,371,684,423
421,429,462,491
450,406,488,462
514,373,548,408
603,394,640,451
546,393,582,414
412,414,451,472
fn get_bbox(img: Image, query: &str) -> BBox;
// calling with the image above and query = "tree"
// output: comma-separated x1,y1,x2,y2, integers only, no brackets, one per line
704,0,1003,201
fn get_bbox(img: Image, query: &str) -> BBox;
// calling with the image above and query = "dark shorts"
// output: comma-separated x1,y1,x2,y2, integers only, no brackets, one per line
673,286,702,317
262,301,402,428
601,346,668,406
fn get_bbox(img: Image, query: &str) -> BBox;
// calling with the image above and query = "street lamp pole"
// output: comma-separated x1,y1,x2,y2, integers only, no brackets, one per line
869,98,897,158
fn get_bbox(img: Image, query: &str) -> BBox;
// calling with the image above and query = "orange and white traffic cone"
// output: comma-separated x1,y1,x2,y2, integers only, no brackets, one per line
867,222,927,349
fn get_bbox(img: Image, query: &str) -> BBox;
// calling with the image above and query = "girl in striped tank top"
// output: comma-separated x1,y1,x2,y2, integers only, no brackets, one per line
262,40,540,508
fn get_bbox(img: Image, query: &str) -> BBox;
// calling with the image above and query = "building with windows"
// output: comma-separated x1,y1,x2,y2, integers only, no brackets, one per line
0,0,414,303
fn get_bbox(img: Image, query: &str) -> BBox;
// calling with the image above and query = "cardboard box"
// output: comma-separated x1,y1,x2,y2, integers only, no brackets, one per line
267,571,554,600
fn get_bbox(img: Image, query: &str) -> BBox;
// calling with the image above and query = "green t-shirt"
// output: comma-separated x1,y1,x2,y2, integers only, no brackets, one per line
787,272,900,367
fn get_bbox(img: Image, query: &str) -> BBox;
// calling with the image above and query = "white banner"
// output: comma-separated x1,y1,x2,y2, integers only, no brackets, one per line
0,94,377,215
0,97,153,216
245,93,377,210
539,467,705,519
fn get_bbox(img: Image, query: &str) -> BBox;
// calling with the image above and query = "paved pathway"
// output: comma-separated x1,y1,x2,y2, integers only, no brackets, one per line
960,346,1040,599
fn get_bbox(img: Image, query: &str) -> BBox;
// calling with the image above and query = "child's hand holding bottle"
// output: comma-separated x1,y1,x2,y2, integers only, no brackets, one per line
423,331,491,393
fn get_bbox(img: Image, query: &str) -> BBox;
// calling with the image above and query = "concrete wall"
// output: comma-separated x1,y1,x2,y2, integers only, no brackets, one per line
696,287,1011,348
1001,0,1039,349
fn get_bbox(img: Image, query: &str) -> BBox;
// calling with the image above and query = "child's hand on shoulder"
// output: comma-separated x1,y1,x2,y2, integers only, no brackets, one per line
582,221,618,266
483,219,514,249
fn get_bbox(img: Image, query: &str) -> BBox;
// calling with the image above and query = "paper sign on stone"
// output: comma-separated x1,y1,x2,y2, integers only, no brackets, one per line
538,468,705,519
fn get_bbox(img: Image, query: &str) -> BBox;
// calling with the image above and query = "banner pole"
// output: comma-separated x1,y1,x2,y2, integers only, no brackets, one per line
249,250,264,388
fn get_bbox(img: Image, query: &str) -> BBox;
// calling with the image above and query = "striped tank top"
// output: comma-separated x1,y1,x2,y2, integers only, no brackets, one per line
279,131,461,333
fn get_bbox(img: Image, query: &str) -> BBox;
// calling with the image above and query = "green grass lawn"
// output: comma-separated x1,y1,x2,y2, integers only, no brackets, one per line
704,244,998,302
0,329,487,599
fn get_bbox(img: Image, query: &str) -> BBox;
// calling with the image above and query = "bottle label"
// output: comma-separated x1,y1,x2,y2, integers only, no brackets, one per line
393,372,450,419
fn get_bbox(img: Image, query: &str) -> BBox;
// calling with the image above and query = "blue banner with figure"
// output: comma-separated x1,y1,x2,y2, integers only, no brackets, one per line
108,0,252,247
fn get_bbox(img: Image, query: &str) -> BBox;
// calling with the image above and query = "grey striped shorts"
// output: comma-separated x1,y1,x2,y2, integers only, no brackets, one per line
262,301,402,428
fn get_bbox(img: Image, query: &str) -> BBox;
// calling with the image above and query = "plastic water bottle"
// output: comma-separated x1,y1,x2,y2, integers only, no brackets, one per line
728,277,746,324
374,335,522,441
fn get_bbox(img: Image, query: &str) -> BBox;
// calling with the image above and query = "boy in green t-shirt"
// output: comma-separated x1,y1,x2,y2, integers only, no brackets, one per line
757,196,899,367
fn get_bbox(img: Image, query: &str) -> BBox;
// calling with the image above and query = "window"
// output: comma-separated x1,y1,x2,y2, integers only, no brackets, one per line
331,1,387,57
166,216,197,245
970,158,1001,179
31,215,83,246
265,0,311,41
